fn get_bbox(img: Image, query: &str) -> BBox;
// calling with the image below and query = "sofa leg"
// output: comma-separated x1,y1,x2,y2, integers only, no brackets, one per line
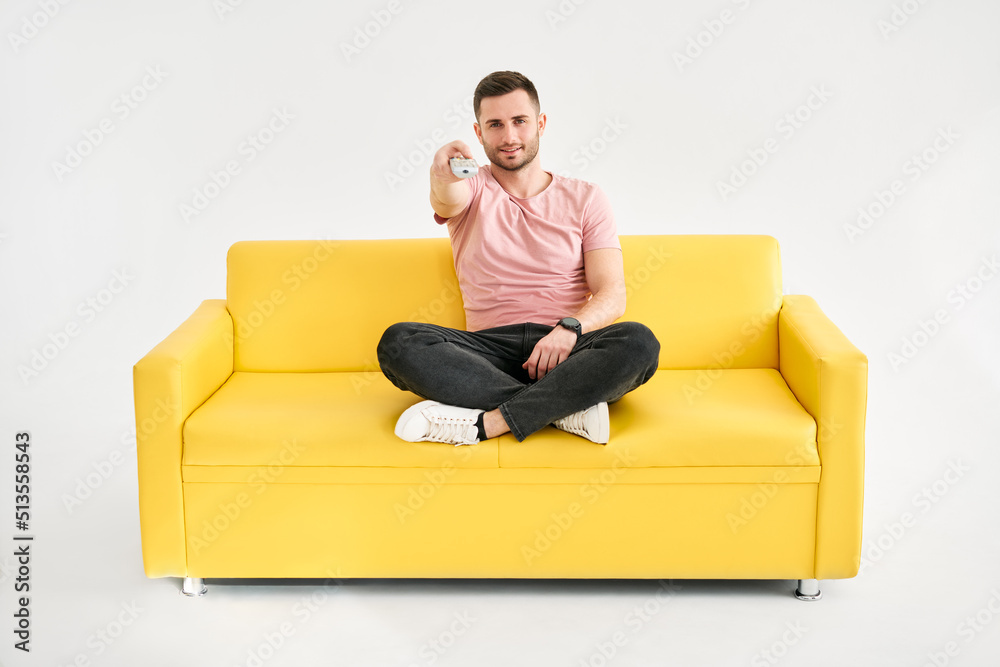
181,577,207,597
794,579,822,601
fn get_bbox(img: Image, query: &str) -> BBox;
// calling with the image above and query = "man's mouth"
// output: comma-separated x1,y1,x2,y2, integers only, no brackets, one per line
500,146,521,154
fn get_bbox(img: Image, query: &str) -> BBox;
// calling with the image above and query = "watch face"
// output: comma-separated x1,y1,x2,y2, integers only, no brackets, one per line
560,317,580,332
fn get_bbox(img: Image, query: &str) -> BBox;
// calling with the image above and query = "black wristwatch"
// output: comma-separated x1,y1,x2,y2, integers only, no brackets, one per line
557,317,582,339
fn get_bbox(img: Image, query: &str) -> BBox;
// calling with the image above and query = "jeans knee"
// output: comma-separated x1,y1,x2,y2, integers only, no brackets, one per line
376,322,416,372
618,321,660,368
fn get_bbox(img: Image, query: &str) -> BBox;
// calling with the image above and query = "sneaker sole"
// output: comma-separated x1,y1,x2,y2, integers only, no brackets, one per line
594,401,610,444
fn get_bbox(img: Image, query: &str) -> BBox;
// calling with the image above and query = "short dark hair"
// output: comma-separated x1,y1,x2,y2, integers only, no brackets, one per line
473,71,540,122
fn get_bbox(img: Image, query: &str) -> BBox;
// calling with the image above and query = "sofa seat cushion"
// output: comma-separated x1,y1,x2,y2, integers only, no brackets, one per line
182,372,499,469
183,369,818,479
498,369,819,469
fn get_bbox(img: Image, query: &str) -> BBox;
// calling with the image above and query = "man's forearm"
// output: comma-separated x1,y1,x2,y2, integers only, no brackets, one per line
571,283,626,334
430,174,468,219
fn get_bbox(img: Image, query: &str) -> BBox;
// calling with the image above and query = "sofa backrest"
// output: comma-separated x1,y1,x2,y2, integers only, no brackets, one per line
226,235,782,372
227,238,463,373
620,235,781,370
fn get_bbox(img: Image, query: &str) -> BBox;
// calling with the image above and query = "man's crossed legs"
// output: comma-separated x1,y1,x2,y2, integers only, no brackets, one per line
377,321,660,444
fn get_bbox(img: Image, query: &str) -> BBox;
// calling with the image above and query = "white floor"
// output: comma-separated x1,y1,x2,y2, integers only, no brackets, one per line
3,341,999,667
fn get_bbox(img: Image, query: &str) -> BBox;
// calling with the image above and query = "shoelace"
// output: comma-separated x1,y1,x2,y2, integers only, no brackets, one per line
554,409,589,437
424,412,479,445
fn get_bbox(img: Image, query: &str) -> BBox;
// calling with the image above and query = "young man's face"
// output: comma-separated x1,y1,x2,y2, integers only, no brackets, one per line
474,89,546,172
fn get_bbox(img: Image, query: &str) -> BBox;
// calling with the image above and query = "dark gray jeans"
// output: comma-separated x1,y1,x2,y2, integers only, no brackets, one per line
377,321,660,441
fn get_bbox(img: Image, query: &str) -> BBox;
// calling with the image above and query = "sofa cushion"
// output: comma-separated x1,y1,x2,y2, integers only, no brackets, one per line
498,369,819,469
182,372,498,469
183,370,817,473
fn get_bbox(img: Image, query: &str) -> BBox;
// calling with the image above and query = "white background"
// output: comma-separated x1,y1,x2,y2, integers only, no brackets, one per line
1,0,999,665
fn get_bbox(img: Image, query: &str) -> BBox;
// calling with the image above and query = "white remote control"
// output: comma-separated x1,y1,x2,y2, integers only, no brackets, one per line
450,157,478,178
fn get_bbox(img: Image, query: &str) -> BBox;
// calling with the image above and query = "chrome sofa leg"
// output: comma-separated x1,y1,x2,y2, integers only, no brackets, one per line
181,577,207,597
794,579,821,601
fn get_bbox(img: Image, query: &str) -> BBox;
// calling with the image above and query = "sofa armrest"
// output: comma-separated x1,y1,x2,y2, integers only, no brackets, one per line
779,295,868,579
133,299,233,577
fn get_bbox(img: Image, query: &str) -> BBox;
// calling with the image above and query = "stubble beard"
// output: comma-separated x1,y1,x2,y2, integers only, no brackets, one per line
485,131,540,172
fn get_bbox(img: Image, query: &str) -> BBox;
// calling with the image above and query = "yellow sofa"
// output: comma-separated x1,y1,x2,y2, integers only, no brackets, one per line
133,235,867,600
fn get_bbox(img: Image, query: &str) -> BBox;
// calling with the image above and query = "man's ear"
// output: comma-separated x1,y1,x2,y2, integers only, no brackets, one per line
473,122,483,144
537,112,547,137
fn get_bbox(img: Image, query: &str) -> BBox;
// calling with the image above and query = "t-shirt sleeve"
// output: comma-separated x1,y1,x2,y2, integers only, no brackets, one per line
581,185,621,252
432,173,481,226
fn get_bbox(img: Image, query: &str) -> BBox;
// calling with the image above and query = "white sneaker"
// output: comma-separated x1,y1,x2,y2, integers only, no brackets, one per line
552,402,610,444
395,400,482,446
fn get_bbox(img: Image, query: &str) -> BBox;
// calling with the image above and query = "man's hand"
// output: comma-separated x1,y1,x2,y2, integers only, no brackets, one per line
431,140,475,185
522,325,578,380
430,140,475,219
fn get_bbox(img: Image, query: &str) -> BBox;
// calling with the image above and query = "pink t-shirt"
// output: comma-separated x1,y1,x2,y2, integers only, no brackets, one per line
434,164,621,331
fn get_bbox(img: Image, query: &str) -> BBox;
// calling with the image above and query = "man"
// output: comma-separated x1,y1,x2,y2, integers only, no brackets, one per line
377,70,659,446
